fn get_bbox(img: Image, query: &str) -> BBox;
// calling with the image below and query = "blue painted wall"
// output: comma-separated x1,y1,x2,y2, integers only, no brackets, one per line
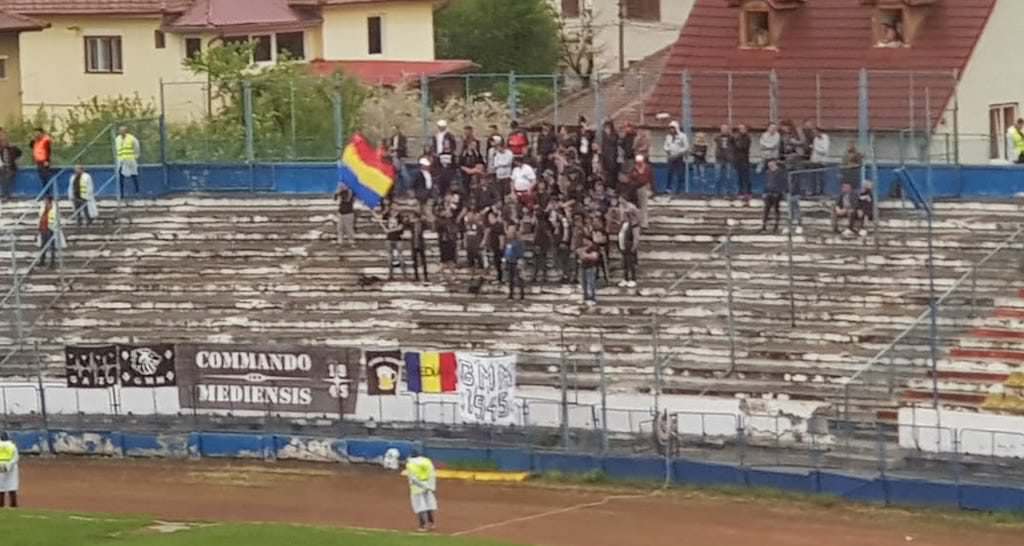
11,429,1024,512
9,161,1024,201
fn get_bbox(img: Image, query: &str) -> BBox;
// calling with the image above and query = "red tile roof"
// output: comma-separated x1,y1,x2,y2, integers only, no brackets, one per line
309,59,476,87
0,0,193,14
645,0,997,131
288,0,435,5
165,0,320,32
0,8,46,31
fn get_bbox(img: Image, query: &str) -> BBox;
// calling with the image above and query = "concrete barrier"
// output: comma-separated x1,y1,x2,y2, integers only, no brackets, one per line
8,428,1024,512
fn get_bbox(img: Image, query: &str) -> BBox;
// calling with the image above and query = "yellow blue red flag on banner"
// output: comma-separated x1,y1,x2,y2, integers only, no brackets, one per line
338,134,395,208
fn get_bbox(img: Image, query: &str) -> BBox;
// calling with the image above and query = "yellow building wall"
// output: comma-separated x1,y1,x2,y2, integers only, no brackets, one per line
18,16,207,122
0,34,23,123
321,1,435,61
935,0,1024,164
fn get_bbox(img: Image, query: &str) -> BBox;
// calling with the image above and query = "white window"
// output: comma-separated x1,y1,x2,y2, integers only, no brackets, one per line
741,8,771,48
989,103,1019,161
0,57,6,80
875,8,906,48
252,34,272,63
85,36,123,73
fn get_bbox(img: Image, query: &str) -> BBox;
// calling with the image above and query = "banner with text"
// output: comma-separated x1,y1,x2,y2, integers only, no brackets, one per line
65,345,119,388
176,344,359,415
456,353,517,426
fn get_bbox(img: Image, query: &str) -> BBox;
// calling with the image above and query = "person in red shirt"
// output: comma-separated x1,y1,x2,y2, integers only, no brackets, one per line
507,121,529,159
30,128,53,191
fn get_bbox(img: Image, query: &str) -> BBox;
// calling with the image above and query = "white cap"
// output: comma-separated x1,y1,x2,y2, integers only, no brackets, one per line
635,154,645,162
418,158,431,167
436,120,448,128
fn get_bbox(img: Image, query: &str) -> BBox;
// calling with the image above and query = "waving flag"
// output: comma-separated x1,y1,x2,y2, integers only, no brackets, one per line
338,134,395,208
404,351,458,393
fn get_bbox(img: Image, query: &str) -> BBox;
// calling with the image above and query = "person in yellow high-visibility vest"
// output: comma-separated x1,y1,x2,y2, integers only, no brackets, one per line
1011,118,1024,164
115,126,141,198
405,449,437,532
0,432,19,508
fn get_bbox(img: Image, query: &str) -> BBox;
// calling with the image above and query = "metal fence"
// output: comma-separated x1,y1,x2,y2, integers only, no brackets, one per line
140,67,995,167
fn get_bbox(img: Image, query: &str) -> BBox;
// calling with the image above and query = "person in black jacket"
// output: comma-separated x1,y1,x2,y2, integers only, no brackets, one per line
760,159,786,233
733,124,752,204
0,131,22,201
409,212,429,282
537,123,558,175
600,121,620,188
333,183,356,246
531,205,553,283
713,124,734,196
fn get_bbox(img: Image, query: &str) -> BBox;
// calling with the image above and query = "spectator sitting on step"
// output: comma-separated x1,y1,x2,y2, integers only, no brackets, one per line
831,181,860,237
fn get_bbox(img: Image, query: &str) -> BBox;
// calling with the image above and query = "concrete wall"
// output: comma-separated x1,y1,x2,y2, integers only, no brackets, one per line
0,380,822,444
8,428,1024,511
0,33,24,123
898,406,1024,459
18,16,206,121
936,0,1024,165
555,0,692,75
320,2,435,61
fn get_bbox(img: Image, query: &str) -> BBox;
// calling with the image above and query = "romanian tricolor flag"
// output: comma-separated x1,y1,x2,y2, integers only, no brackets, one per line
338,133,395,208
404,351,458,393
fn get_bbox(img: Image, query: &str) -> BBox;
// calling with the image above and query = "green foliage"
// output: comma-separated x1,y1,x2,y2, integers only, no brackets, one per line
179,44,368,162
1,511,525,546
491,82,555,116
435,0,559,75
63,95,159,165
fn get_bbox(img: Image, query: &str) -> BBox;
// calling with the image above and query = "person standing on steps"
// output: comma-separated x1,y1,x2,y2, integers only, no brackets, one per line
30,127,52,192
408,211,430,282
503,223,525,300
0,132,22,202
0,432,18,508
405,449,437,532
760,159,785,234
37,194,60,269
115,126,141,199
578,236,601,306
68,164,97,226
333,183,356,247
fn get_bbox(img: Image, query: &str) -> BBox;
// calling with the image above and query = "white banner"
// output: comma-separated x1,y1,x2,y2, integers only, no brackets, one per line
456,353,517,426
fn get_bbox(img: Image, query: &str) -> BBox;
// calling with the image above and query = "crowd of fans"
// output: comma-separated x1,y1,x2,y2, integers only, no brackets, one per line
335,115,882,304
337,116,653,305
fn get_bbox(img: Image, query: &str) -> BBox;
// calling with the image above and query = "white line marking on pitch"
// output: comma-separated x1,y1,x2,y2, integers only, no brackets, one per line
451,490,661,537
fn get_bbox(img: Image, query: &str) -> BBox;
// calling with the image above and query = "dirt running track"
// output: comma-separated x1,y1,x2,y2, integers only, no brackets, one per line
18,458,1022,546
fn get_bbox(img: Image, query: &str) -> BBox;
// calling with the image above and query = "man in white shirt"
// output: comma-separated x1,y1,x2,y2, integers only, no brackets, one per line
810,127,830,195
510,157,536,207
434,120,456,156
663,121,689,194
491,141,515,195
758,123,780,172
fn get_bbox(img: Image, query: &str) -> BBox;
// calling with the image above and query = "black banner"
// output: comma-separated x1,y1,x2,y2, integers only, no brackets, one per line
365,350,401,395
118,344,177,388
65,345,119,388
175,344,359,414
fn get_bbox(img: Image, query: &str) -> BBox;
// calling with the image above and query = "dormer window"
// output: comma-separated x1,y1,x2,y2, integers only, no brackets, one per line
743,8,771,48
875,8,905,48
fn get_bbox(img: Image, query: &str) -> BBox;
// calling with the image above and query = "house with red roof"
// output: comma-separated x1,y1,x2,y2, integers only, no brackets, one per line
0,8,45,120
638,0,1018,165
0,0,473,121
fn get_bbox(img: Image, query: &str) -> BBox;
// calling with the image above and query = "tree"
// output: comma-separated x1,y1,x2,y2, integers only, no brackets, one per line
435,0,560,75
182,44,367,161
558,7,606,87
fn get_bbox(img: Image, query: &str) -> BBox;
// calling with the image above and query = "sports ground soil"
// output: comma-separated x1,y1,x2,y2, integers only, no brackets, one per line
19,458,1022,546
